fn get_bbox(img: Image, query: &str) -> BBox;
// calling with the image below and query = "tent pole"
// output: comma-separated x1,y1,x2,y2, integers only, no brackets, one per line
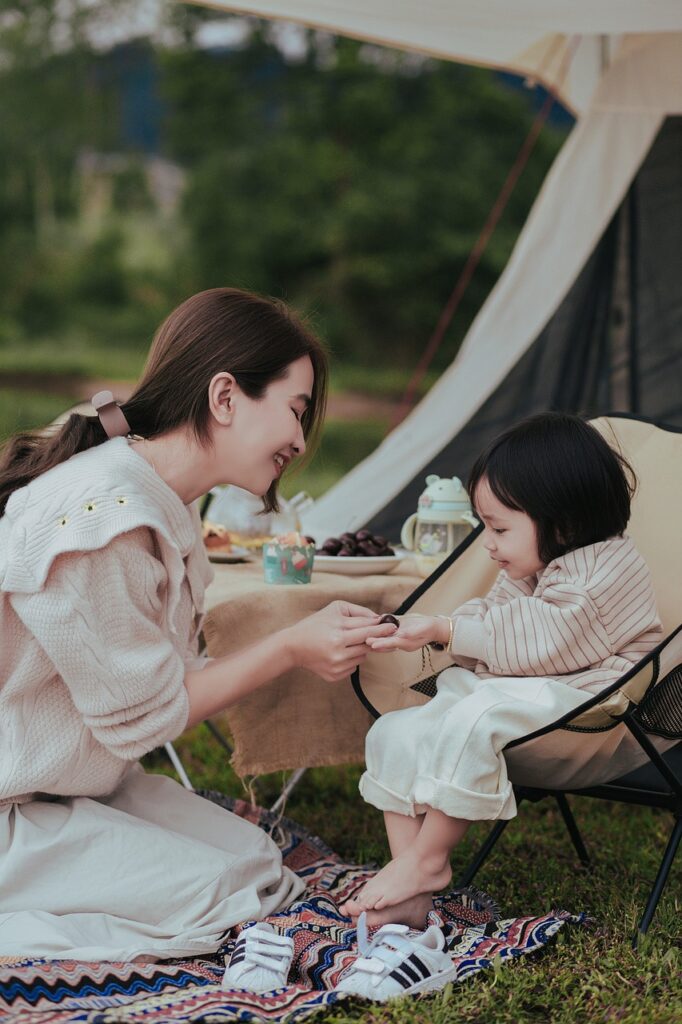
610,199,632,411
628,186,641,415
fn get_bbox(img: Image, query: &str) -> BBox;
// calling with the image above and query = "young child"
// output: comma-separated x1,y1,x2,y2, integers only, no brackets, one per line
341,413,662,929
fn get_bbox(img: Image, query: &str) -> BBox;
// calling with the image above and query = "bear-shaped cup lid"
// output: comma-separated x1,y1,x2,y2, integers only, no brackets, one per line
417,474,474,521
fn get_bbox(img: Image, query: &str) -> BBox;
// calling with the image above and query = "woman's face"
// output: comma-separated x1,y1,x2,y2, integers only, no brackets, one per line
474,476,546,580
211,354,314,495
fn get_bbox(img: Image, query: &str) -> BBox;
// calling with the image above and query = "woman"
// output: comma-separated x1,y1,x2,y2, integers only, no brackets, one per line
0,287,393,961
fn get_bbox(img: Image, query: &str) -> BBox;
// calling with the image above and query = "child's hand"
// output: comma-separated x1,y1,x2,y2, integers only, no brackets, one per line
366,614,448,653
286,602,398,681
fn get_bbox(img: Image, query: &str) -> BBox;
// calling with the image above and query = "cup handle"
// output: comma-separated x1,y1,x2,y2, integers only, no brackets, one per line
461,511,479,528
400,513,418,550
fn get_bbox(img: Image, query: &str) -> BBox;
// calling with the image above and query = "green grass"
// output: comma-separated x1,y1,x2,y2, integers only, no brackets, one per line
0,388,81,443
145,733,681,1023
0,330,429,399
281,417,390,500
0,334,146,381
330,363,439,398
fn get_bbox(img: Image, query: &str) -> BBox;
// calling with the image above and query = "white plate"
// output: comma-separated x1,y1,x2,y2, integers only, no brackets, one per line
207,545,254,564
313,550,406,575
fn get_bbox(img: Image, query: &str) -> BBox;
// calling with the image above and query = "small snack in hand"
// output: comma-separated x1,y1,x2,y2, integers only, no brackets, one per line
379,613,400,627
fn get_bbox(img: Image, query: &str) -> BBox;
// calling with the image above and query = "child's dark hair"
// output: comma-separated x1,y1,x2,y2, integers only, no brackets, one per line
467,413,636,565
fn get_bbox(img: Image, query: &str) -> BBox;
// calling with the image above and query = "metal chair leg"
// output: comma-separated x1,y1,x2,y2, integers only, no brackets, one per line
270,768,307,815
204,719,234,756
164,741,195,791
457,819,510,886
633,816,682,950
202,720,306,814
554,792,590,866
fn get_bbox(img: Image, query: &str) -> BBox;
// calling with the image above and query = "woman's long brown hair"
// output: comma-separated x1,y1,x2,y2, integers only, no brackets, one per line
0,288,328,516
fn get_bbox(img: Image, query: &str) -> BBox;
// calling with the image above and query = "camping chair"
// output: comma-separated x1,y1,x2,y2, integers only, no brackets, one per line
351,414,682,949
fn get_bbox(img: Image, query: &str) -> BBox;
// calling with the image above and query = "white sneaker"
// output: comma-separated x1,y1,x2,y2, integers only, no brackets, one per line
335,912,456,1002
222,923,294,993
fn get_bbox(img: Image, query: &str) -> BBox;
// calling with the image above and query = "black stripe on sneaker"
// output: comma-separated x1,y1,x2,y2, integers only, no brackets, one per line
388,967,416,988
398,959,423,984
229,951,246,966
407,953,432,980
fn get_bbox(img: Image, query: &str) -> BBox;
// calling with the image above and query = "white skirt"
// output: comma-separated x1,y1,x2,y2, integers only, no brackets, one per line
0,765,304,962
360,666,664,822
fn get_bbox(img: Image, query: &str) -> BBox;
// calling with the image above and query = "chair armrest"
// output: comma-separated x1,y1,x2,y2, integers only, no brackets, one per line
505,623,682,749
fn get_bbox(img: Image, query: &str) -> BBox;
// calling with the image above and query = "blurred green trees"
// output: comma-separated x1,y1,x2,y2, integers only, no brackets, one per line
0,4,569,376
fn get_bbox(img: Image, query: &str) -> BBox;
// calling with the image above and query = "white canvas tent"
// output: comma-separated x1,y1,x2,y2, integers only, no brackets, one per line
189,3,682,540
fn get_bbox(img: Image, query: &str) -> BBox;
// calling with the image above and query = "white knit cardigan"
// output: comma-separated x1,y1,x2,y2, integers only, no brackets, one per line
0,437,213,808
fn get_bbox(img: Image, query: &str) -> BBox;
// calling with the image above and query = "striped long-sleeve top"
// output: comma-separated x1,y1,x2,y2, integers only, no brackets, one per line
450,535,662,693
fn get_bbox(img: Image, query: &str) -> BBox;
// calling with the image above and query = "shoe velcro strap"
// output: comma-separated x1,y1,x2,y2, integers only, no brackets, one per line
352,933,418,977
244,927,293,948
245,942,292,963
239,950,289,972
352,956,387,976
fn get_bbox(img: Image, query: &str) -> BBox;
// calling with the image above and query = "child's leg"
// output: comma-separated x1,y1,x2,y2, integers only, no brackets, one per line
339,811,422,918
356,808,469,912
385,809,424,857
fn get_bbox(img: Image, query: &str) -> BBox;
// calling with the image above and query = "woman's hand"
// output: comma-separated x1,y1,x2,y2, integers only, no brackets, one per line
284,601,398,682
365,613,449,653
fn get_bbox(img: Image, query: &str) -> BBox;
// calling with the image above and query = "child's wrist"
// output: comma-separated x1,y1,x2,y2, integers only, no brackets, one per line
428,615,453,652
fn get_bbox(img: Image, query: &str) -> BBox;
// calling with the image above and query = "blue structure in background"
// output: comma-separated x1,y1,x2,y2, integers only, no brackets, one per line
99,43,574,157
497,70,575,128
117,46,164,153
98,43,164,154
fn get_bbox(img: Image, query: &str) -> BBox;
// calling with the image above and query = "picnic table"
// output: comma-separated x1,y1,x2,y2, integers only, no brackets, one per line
202,559,421,777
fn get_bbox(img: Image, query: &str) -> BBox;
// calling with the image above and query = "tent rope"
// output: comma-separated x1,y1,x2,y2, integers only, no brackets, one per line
391,34,581,429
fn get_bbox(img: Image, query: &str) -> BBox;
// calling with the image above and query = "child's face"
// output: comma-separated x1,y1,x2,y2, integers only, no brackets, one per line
474,477,546,580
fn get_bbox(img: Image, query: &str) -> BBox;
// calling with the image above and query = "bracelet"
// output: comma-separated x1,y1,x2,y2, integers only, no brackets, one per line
428,615,454,653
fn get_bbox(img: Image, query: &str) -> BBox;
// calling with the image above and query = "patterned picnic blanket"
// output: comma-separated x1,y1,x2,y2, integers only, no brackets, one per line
0,792,582,1022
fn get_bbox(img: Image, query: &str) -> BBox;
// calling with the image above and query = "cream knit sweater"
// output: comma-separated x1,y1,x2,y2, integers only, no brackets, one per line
0,437,213,808
451,535,662,693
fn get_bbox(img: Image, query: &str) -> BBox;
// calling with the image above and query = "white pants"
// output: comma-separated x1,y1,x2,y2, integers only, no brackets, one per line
360,667,662,822
0,765,304,961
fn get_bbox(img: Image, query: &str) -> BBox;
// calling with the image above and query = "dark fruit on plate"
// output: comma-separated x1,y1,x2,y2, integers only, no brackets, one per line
316,528,396,557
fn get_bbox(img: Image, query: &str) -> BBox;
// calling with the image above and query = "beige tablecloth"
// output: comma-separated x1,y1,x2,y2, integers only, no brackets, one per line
201,560,420,776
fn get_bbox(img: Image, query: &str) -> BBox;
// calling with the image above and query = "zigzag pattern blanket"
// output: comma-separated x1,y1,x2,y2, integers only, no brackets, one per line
0,792,582,1022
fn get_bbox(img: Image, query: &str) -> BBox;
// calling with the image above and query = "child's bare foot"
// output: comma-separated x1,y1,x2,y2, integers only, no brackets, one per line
341,848,451,915
342,892,432,930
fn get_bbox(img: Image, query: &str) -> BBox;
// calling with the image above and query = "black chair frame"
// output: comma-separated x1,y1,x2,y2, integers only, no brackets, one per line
457,626,682,950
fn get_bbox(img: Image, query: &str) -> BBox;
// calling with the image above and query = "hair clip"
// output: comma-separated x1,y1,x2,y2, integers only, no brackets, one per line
91,390,132,439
